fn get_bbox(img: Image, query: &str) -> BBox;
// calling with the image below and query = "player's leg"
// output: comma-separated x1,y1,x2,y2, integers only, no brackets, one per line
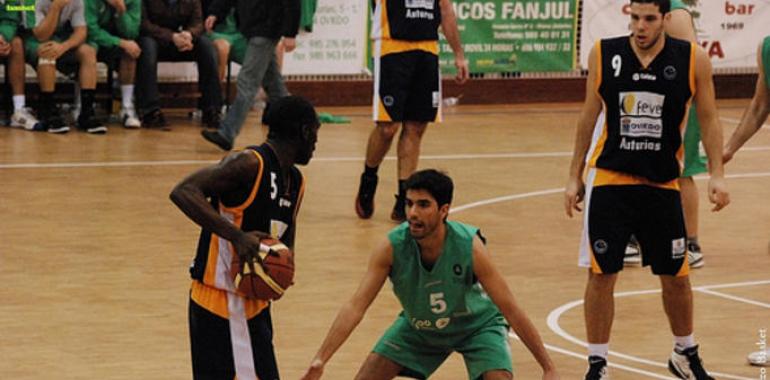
393,121,427,221
36,43,69,133
248,306,280,380
211,37,231,82
680,104,708,268
117,48,140,128
354,353,404,380
188,299,236,379
637,187,713,380
8,36,41,130
457,324,513,380
357,46,411,219
75,43,106,134
581,184,634,379
366,316,446,379
392,51,439,222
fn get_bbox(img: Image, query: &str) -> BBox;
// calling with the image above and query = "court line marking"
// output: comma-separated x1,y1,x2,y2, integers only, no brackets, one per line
546,280,770,380
3,146,769,170
450,176,770,379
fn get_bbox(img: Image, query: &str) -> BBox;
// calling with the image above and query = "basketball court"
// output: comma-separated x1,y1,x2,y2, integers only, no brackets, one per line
0,100,768,379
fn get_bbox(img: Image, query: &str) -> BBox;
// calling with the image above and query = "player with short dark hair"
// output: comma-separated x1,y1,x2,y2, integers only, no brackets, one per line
302,169,559,380
170,95,319,380
564,1,728,379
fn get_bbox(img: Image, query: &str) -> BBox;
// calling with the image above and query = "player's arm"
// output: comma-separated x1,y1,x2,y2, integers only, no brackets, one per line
692,46,730,211
439,0,468,84
472,237,559,379
724,42,770,163
565,42,602,217
169,151,264,254
300,240,393,380
664,8,697,43
34,0,66,41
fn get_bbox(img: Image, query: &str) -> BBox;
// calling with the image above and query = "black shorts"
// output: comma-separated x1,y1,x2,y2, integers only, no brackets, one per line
189,299,279,380
373,49,440,123
583,185,688,276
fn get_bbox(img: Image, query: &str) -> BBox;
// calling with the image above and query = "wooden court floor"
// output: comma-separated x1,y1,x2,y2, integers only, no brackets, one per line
0,101,768,379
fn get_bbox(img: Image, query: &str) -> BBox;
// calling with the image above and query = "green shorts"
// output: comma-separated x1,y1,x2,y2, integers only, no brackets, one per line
372,316,513,380
208,30,247,65
681,103,708,177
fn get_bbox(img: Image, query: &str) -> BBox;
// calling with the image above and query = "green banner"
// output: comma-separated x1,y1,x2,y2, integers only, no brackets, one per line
440,0,579,73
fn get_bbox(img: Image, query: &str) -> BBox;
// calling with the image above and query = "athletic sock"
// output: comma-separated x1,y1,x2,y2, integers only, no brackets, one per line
588,343,609,359
13,95,25,112
674,334,696,352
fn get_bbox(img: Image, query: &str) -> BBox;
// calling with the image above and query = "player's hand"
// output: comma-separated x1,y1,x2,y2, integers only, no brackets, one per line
299,359,324,380
564,177,585,217
283,37,297,53
542,369,560,380
707,176,730,211
233,230,271,264
107,0,126,14
204,15,217,32
454,56,469,84
119,39,141,58
39,41,65,59
0,37,10,56
172,33,193,52
53,0,72,8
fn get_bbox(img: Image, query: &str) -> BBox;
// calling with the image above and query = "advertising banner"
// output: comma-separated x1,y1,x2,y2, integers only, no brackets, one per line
579,0,770,69
440,0,579,73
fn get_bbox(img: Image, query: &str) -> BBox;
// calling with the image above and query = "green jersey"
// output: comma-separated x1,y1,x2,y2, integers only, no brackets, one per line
670,0,687,11
387,221,505,345
762,36,770,88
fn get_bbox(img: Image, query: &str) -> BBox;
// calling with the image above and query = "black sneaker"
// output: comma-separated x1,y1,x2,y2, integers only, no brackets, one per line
584,356,608,380
142,109,170,131
355,172,378,219
669,345,714,380
201,108,222,130
45,114,70,134
77,113,107,134
390,194,406,223
201,130,233,151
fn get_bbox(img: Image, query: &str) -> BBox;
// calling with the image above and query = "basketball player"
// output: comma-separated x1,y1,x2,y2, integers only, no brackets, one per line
564,1,729,379
723,35,770,163
302,170,559,380
170,96,319,380
355,0,469,222
622,0,707,268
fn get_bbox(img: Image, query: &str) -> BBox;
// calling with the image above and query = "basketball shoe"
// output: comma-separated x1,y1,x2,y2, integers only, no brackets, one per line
623,235,642,266
687,240,704,269
584,356,608,380
355,172,377,219
668,345,714,380
390,194,406,223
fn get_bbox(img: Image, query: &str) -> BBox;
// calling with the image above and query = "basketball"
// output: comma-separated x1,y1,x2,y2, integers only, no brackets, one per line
232,238,295,300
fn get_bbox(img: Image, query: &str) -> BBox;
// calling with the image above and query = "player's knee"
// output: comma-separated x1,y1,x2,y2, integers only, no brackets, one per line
376,122,399,139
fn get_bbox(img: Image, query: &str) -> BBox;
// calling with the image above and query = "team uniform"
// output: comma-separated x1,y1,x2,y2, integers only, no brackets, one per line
579,35,696,276
84,0,140,65
762,36,770,88
34,0,87,77
373,221,512,380
0,0,39,66
670,0,708,177
208,9,247,65
188,144,305,380
371,0,442,123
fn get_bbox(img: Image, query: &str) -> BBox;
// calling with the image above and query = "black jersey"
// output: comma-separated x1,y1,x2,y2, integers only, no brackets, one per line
190,144,305,286
372,0,441,41
591,35,695,183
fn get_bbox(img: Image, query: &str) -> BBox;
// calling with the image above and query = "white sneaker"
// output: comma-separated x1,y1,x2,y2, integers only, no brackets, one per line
687,241,704,269
121,107,141,129
10,108,42,130
748,350,769,366
668,345,714,380
624,236,642,266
